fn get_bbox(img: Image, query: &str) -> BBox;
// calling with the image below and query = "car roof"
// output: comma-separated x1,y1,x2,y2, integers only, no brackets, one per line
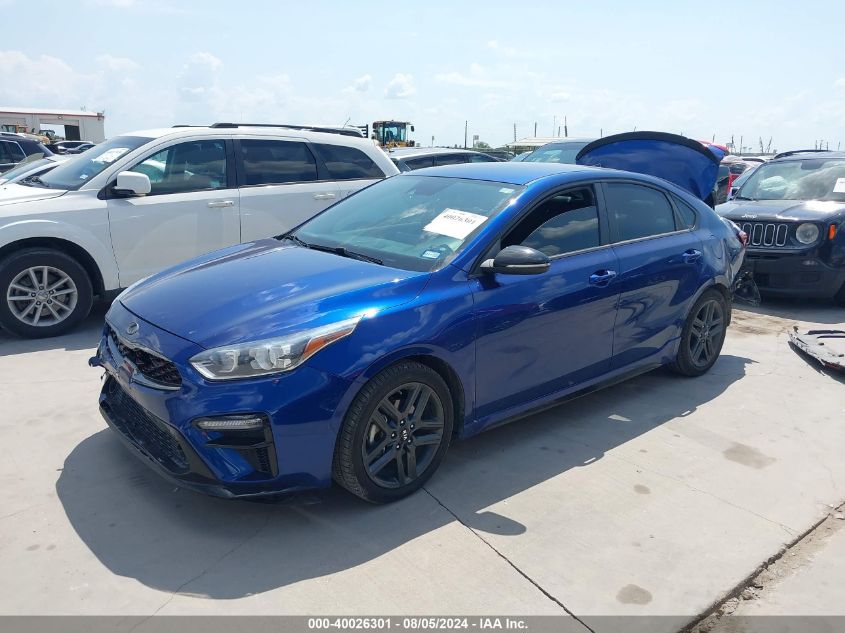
118,126,378,147
388,147,488,158
407,161,604,185
770,150,845,162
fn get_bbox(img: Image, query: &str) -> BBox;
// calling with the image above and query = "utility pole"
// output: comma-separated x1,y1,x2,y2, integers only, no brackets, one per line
513,123,517,142
552,115,556,137
464,120,468,149
534,122,537,137
431,135,434,147
564,115,568,137
739,136,743,155
557,126,561,137
600,127,603,138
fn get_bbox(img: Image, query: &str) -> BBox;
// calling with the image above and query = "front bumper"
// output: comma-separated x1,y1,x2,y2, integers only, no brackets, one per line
741,250,845,299
92,301,357,498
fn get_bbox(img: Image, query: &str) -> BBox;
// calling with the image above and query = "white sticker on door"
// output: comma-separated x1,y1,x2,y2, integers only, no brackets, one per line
423,209,488,240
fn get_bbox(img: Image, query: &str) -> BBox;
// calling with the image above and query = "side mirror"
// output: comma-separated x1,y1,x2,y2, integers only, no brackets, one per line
114,171,151,196
480,245,551,275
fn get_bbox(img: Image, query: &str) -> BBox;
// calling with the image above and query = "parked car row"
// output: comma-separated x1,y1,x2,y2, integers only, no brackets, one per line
388,147,501,171
0,132,54,173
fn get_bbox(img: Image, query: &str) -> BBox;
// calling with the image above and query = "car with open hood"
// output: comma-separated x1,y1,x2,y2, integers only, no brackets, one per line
91,136,745,503
717,150,845,304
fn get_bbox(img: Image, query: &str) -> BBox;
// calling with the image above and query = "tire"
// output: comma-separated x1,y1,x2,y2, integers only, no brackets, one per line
669,289,728,377
333,361,454,503
0,248,94,338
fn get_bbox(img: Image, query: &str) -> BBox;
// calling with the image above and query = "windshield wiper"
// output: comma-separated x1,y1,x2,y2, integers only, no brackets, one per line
280,233,310,248
22,175,50,188
280,233,383,265
308,243,384,265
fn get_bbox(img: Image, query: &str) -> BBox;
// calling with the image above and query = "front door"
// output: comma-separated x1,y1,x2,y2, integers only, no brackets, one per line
107,138,240,286
472,185,620,422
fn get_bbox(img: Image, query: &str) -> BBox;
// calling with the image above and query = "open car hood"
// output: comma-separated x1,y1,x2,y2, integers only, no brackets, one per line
576,132,721,202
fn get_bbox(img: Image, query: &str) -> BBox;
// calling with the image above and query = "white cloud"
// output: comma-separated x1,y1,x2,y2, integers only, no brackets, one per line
89,0,135,6
834,78,845,89
345,74,372,93
96,54,140,72
385,73,415,99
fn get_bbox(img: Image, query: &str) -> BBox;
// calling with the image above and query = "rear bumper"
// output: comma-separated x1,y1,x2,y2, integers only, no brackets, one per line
742,251,845,299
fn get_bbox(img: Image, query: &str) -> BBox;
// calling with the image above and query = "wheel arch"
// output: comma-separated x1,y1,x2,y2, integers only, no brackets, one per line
0,236,107,297
357,349,467,438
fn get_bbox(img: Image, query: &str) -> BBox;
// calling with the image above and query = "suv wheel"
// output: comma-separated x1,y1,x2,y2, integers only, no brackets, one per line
0,248,93,338
670,289,728,377
333,361,453,503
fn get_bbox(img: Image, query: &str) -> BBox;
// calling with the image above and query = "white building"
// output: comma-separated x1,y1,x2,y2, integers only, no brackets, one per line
0,107,106,142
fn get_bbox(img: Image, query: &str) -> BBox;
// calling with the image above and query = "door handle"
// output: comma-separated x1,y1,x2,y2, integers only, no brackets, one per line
207,200,235,208
313,192,337,201
589,269,617,286
682,249,702,263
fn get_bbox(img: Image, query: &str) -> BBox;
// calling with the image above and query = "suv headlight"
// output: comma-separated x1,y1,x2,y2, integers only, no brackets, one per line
796,223,820,244
190,316,362,380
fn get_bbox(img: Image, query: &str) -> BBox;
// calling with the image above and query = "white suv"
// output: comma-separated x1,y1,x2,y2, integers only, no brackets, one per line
0,124,398,338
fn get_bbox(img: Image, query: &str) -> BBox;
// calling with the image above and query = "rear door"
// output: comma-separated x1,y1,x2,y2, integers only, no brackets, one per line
236,137,341,241
310,142,388,199
601,181,705,369
107,137,240,285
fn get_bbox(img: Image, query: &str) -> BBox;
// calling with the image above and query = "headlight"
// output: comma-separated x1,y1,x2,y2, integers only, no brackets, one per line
190,316,362,380
796,223,820,244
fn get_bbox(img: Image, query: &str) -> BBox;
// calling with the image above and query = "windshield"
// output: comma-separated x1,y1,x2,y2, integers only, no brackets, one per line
737,159,845,201
0,157,54,183
377,123,407,144
522,141,590,164
293,175,522,272
35,135,152,190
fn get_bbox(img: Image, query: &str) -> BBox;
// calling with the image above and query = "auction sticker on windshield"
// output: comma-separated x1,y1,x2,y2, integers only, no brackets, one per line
833,178,845,193
93,148,130,164
424,209,488,240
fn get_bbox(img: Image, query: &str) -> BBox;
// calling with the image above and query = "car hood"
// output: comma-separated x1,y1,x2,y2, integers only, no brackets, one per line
716,199,845,221
0,182,67,206
576,131,720,201
118,239,431,349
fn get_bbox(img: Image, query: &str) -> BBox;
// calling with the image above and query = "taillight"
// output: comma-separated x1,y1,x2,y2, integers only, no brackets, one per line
727,173,736,192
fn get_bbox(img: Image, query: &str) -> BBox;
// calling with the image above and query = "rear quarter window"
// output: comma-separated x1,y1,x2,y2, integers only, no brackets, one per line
311,143,385,180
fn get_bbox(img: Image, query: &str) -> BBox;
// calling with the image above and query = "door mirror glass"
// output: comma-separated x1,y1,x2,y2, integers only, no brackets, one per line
481,245,551,275
114,171,151,196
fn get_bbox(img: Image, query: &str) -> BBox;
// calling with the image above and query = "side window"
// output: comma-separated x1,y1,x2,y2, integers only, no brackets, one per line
9,143,26,161
240,139,317,185
672,195,698,229
604,182,677,242
469,153,495,163
434,153,468,167
503,187,600,257
130,139,228,195
0,141,24,163
311,143,385,180
404,156,434,170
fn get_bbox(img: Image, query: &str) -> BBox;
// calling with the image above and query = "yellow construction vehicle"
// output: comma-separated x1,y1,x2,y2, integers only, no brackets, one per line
371,121,415,148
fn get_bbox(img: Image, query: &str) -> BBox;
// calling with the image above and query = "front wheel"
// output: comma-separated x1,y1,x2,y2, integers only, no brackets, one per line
333,361,453,503
670,289,728,377
0,248,93,338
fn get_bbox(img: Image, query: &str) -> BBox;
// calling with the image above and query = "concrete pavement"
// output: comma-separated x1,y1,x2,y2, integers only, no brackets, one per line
0,298,843,632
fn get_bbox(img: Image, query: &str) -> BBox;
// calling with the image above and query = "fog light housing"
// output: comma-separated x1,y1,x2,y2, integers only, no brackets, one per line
802,259,820,267
195,414,267,431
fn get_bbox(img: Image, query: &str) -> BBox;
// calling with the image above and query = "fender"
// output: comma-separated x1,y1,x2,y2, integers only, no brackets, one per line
0,218,120,291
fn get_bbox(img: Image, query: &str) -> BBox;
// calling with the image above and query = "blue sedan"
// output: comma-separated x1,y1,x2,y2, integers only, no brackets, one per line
92,159,745,503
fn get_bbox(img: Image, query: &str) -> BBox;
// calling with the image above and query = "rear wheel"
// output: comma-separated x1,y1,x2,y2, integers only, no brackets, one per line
0,248,93,338
333,361,453,503
670,289,728,377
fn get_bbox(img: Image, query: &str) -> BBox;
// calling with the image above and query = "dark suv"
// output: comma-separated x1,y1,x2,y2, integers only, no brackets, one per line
0,133,54,173
717,151,845,304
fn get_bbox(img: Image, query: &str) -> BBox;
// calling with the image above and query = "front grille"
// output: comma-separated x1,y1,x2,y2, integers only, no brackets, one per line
103,378,189,473
108,326,182,389
740,222,790,247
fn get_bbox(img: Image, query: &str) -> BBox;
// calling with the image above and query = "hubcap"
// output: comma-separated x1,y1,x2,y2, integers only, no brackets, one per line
362,382,445,489
6,266,78,327
689,299,724,367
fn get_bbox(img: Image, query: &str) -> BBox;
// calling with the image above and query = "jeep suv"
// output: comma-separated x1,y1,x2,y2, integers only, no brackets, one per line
0,124,398,338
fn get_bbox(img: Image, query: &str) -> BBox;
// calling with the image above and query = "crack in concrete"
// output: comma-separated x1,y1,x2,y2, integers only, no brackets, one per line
128,510,275,629
422,487,595,633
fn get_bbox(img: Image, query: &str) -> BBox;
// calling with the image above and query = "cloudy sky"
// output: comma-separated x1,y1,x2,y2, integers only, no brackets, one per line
2,0,844,151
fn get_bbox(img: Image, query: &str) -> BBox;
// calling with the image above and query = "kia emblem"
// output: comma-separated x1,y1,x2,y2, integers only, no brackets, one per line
126,322,140,336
